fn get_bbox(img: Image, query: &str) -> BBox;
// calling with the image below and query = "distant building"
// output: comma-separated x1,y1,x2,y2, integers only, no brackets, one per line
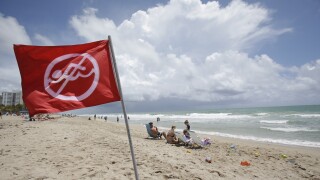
1,91,23,106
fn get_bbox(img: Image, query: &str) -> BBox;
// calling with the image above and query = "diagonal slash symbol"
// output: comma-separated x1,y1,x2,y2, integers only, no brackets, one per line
44,53,100,101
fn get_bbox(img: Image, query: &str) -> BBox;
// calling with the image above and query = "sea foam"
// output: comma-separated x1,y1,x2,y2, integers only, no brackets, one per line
260,120,288,124
260,127,318,132
195,130,320,148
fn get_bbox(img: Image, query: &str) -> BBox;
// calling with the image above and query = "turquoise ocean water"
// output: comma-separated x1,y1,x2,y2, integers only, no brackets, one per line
88,105,320,148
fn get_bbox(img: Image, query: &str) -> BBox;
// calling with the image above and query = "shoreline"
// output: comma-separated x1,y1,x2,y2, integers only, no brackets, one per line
197,131,320,152
79,115,320,158
1,116,319,179
206,133,320,157
86,115,320,150
88,115,320,150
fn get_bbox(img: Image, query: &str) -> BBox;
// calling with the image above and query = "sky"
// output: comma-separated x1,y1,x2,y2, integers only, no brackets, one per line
0,0,320,113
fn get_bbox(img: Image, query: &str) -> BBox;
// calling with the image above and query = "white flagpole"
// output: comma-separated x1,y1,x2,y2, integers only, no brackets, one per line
108,35,139,180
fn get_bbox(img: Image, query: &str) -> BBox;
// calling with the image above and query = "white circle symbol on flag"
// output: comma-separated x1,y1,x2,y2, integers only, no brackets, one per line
44,53,100,101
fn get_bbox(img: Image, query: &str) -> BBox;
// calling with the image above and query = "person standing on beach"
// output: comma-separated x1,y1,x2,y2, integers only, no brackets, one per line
184,120,190,131
117,116,119,123
0,111,2,119
94,114,96,120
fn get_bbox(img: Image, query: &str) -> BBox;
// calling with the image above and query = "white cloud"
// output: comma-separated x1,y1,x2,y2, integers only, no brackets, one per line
1,0,319,107
69,8,118,41
34,33,54,46
67,0,320,106
0,13,31,92
0,13,31,55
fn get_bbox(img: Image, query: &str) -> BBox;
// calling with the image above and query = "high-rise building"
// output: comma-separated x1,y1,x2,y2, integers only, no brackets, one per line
1,91,23,106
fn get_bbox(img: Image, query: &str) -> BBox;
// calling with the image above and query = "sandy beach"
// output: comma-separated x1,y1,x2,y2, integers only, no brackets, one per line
0,116,319,180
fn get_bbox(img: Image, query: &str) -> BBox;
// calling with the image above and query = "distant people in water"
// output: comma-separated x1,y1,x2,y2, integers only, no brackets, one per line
184,120,190,131
157,117,160,122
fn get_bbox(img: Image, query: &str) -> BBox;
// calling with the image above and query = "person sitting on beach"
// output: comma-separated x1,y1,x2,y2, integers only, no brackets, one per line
166,126,179,144
182,129,194,145
149,122,167,139
184,120,190,131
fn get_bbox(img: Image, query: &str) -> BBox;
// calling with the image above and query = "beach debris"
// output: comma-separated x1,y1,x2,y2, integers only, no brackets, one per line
253,151,260,157
201,138,211,146
280,154,287,159
227,144,239,156
205,156,212,163
287,159,296,164
230,144,236,149
240,161,251,166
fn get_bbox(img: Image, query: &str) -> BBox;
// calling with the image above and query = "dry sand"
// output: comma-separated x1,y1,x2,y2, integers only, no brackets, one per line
0,116,319,180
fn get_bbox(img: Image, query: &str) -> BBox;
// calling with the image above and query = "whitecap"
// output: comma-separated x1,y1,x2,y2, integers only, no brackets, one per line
260,127,318,132
260,120,288,124
194,130,320,148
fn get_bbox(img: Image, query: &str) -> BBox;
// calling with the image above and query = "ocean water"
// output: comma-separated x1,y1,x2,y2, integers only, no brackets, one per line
89,105,320,148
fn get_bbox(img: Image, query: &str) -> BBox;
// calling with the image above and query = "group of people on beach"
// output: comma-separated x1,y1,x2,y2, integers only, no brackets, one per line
149,120,196,146
166,120,191,144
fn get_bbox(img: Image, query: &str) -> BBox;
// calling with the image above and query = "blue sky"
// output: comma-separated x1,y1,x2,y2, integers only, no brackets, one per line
1,0,319,113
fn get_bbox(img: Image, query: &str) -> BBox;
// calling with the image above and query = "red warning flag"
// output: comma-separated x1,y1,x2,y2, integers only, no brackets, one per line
14,40,121,116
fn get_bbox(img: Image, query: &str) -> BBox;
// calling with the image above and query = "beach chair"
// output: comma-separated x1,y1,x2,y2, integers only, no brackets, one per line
177,131,209,148
145,123,160,139
189,131,205,147
175,132,185,144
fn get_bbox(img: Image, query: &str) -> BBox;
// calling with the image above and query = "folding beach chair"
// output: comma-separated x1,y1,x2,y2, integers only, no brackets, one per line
175,131,198,148
175,132,185,144
189,131,205,147
176,131,210,148
145,123,160,139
